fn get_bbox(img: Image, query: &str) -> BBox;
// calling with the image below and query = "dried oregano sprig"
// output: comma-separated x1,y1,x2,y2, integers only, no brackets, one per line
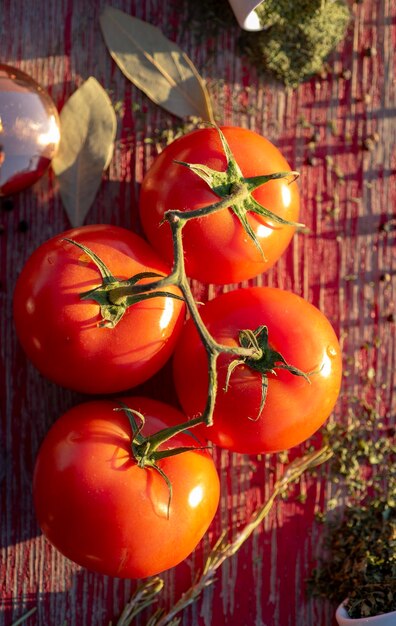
322,399,395,507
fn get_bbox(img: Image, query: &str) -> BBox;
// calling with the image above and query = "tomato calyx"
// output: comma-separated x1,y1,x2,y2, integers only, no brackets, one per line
225,325,312,420
64,239,184,328
173,126,304,258
119,404,207,517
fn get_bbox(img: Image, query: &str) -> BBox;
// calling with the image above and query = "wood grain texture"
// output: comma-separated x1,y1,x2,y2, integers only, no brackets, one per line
1,0,395,625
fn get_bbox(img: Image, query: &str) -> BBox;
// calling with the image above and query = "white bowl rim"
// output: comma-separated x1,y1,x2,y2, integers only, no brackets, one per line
336,600,396,623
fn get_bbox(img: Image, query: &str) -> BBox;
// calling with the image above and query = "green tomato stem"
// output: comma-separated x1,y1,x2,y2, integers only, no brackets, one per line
164,183,249,222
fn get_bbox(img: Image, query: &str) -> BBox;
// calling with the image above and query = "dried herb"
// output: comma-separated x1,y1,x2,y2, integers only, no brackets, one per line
52,77,117,227
143,116,208,153
100,6,214,122
323,402,395,506
239,0,351,87
308,504,396,618
307,401,396,618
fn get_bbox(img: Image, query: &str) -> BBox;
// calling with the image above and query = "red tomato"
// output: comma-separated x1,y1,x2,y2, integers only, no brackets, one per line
33,397,220,578
13,225,185,394
139,126,300,284
173,287,342,454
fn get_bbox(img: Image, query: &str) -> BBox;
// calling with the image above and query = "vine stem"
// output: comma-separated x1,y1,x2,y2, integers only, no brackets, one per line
115,446,333,626
167,216,261,426
109,197,262,429
108,183,246,301
70,127,301,441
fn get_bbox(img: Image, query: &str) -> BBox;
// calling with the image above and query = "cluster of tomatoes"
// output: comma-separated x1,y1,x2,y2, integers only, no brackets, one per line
13,127,342,579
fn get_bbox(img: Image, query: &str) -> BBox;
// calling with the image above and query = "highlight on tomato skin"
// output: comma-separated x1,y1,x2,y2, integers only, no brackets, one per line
13,224,185,395
139,126,301,285
33,397,221,579
173,287,343,455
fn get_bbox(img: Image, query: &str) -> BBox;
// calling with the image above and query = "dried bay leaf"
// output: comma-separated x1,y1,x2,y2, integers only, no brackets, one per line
52,77,117,227
99,6,215,123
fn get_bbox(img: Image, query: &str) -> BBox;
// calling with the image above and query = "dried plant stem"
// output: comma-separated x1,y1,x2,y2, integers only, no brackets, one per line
116,445,333,626
10,607,37,626
114,579,165,625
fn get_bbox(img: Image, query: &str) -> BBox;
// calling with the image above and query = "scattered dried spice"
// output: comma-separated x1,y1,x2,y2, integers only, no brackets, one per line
341,68,352,80
239,0,351,87
143,116,208,153
380,273,392,283
17,220,29,233
379,218,396,233
308,401,396,618
0,197,14,211
362,132,380,151
364,46,377,58
306,155,318,167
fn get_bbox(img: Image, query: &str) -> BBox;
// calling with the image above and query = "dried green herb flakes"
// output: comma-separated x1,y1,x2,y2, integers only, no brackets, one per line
308,402,396,618
240,0,351,86
308,503,396,618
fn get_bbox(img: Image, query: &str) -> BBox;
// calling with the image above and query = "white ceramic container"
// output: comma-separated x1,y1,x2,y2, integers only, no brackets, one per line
227,0,265,31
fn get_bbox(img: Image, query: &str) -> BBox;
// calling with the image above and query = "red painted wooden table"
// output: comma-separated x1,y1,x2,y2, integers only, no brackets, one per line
1,1,395,625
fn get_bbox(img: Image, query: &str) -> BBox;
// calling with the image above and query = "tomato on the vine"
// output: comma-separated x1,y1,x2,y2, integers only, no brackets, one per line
33,396,220,578
13,224,185,394
139,126,300,285
173,287,342,454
